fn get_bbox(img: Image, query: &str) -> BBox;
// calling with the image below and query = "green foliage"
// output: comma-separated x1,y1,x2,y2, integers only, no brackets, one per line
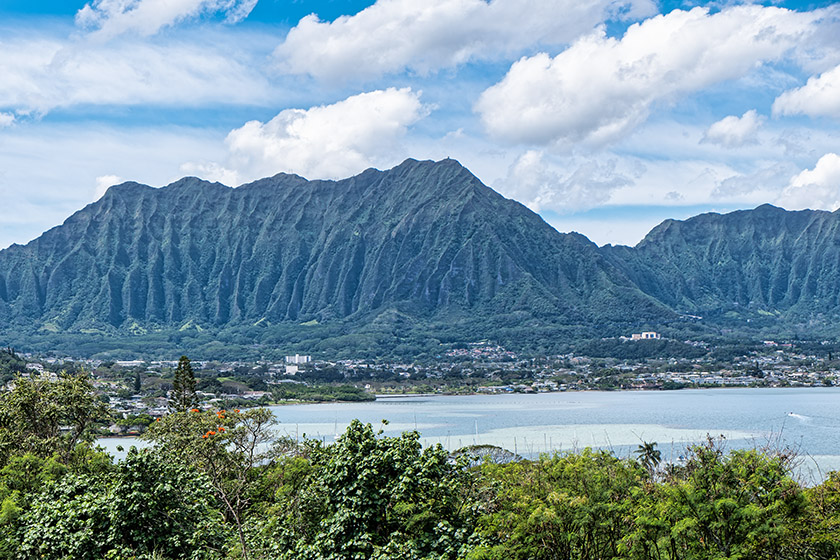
622,440,808,560
106,449,225,558
270,383,375,402
116,413,155,429
0,453,69,559
18,448,224,560
0,369,838,560
470,449,645,560
259,419,481,559
171,355,198,412
143,407,277,559
18,471,110,560
469,440,830,560
0,350,25,386
798,471,840,558
0,372,109,465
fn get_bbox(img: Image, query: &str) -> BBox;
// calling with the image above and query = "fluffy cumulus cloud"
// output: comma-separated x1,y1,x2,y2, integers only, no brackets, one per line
274,0,657,82
76,0,257,38
773,63,840,119
495,150,633,213
222,88,428,180
0,33,271,114
0,112,14,128
476,5,820,146
777,153,840,210
702,110,765,148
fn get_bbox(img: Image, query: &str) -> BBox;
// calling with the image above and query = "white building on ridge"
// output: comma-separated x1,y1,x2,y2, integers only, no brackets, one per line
631,331,661,340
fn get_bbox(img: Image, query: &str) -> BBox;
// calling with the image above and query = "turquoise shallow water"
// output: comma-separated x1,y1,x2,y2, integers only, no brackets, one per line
100,388,840,482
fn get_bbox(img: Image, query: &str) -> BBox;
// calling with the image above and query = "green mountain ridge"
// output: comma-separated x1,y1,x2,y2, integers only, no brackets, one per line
0,158,670,357
0,158,836,358
603,203,840,327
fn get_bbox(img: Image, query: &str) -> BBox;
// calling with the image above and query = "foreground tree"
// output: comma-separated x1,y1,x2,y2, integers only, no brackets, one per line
0,453,70,559
144,407,277,559
797,471,840,557
170,355,198,412
18,448,224,560
621,439,807,560
470,448,644,560
260,420,482,559
0,372,109,465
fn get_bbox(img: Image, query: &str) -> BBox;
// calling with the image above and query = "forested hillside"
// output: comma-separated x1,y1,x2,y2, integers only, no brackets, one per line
605,204,840,327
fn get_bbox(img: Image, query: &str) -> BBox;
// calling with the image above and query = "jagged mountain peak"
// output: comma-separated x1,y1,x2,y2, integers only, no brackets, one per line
0,158,663,342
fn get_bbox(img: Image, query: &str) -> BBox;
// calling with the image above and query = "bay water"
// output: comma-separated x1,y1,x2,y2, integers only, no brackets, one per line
100,387,840,482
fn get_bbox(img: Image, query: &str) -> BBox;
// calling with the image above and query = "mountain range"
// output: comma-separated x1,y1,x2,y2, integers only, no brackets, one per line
0,158,837,358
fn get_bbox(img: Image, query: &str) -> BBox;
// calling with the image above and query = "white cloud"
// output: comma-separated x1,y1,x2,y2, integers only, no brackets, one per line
94,174,124,200
702,110,765,148
476,5,820,146
0,113,14,128
494,150,634,213
180,161,240,186
0,123,227,250
777,153,840,210
76,0,257,38
773,63,840,119
712,162,797,200
273,0,657,82
0,32,272,114
222,88,429,181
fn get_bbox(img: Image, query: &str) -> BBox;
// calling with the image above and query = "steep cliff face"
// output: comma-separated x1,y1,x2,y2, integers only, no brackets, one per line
0,158,666,334
603,204,840,320
10,156,838,349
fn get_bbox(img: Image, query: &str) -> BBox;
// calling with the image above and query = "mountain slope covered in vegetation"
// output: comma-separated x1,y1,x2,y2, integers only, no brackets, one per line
605,204,840,328
0,159,668,357
0,158,838,357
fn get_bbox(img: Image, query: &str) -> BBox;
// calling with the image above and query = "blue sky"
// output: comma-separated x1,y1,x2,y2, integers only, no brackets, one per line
0,0,839,249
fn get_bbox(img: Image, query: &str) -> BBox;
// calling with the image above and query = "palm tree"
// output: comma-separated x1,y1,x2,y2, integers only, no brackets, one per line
635,441,661,478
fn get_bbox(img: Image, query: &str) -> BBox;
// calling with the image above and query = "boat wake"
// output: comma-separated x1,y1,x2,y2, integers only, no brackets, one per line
787,412,811,423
